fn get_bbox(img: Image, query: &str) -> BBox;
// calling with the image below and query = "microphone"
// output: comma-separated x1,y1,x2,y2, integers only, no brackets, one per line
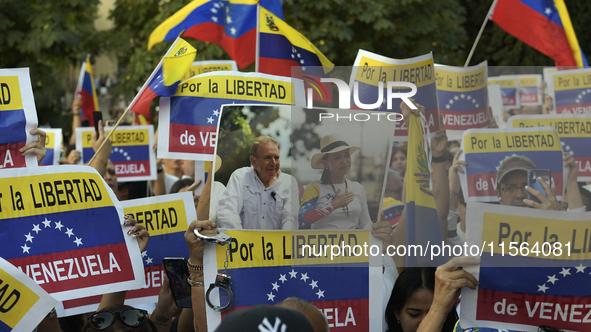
270,191,276,201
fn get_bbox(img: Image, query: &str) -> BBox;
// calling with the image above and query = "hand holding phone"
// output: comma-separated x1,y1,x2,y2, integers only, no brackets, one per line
163,257,192,308
527,169,551,206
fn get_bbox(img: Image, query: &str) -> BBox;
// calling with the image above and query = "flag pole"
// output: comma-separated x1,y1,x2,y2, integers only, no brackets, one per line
88,30,187,166
255,3,260,72
464,0,497,67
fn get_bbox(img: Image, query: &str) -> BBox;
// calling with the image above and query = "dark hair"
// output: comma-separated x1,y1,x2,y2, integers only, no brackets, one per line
170,178,194,194
320,154,331,184
82,305,156,332
385,267,457,332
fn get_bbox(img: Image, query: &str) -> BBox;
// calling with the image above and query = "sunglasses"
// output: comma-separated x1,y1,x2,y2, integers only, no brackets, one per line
537,326,563,332
87,309,148,330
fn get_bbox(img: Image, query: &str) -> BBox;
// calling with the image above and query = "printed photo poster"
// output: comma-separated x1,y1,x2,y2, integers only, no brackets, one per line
488,76,520,109
518,74,543,106
0,165,145,302
203,230,384,332
546,67,591,115
158,71,306,161
488,84,506,129
75,125,156,182
182,60,238,81
0,257,57,332
57,192,196,316
461,202,591,332
39,128,62,166
436,61,489,140
0,68,39,169
459,126,565,202
508,114,591,181
348,50,439,141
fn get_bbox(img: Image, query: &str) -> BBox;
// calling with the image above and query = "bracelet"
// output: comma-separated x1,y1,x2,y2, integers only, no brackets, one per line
187,278,204,287
190,271,204,278
450,190,459,196
432,155,447,163
198,199,210,206
187,260,203,272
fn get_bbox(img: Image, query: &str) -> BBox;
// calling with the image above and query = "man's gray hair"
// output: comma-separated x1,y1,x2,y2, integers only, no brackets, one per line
277,297,329,332
250,136,279,157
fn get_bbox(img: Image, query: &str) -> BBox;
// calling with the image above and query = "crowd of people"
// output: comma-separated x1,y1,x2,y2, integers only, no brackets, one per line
12,87,589,332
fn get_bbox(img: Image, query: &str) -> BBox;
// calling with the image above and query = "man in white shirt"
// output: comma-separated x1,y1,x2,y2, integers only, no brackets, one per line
217,136,298,229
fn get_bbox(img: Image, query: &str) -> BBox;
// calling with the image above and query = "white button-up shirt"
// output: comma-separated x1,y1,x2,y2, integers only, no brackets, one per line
217,167,299,229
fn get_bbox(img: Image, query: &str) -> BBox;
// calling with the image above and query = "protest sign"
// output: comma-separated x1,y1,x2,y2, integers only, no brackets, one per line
0,257,57,332
158,71,305,161
349,50,439,140
203,230,383,332
518,74,543,106
488,76,520,109
40,128,62,166
57,192,196,316
183,60,238,81
509,114,591,181
459,126,565,202
488,84,506,129
0,165,144,301
461,202,591,332
546,67,591,114
436,61,489,139
76,125,156,182
0,68,39,169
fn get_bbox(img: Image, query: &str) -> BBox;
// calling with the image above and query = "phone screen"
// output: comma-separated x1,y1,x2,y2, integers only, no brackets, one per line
163,257,192,308
527,169,551,206
93,111,103,135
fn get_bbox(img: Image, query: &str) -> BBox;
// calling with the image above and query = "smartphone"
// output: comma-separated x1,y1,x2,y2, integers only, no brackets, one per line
93,111,103,134
162,257,192,308
527,169,551,206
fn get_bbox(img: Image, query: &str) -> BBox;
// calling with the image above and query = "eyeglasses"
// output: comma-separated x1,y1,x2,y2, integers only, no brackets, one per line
500,185,527,196
87,309,148,330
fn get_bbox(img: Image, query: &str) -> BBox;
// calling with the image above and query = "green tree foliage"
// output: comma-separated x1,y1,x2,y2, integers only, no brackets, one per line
0,0,100,127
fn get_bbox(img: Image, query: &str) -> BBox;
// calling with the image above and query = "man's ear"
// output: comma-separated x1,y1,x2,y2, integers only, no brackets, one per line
249,155,256,167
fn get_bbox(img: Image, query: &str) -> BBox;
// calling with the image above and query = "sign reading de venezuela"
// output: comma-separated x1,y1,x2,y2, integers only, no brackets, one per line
158,71,306,161
509,114,591,181
0,165,145,301
459,126,565,202
349,50,439,141
461,202,591,332
204,230,383,332
436,61,489,140
57,192,196,316
0,68,39,169
76,125,156,182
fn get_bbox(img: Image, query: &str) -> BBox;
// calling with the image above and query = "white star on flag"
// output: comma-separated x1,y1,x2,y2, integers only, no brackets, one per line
310,280,318,289
272,282,280,291
467,95,472,100
300,59,305,65
315,289,325,299
449,99,454,104
446,104,451,109
74,237,83,247
230,27,236,35
460,93,465,99
561,140,565,146
213,109,220,116
32,224,41,234
302,66,306,72
279,274,287,283
55,220,64,231
21,244,30,254
289,269,298,278
559,267,571,277
141,251,148,258
212,16,218,23
207,117,214,124
267,292,276,302
226,16,232,24
547,274,558,284
145,257,153,265
538,284,549,293
575,263,587,273
454,95,459,101
300,272,309,282
25,233,34,243
291,54,295,58
42,218,52,228
211,7,217,14
545,7,552,15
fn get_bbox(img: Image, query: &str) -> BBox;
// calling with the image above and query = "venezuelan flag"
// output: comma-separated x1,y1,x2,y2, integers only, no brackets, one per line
405,113,445,266
129,37,196,121
148,0,259,69
76,57,99,127
491,0,588,66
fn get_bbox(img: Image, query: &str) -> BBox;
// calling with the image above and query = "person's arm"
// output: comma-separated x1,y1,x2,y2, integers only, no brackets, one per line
152,158,166,196
431,119,449,240
88,120,112,177
417,257,479,332
184,220,217,332
448,149,466,212
149,274,182,332
69,96,82,146
20,128,47,165
216,170,246,229
197,164,214,220
563,152,584,210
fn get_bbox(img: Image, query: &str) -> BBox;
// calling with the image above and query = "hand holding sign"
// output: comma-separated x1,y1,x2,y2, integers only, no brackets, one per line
185,219,217,265
20,128,46,165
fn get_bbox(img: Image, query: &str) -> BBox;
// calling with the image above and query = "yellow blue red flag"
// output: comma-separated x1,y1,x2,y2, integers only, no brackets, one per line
75,56,100,127
405,113,445,266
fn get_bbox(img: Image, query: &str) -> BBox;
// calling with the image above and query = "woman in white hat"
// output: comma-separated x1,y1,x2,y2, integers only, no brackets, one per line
298,133,372,230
